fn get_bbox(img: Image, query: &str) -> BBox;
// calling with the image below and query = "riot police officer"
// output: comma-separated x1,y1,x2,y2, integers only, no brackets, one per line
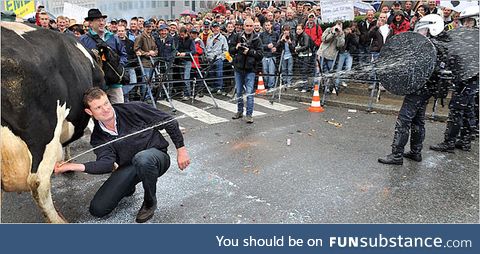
430,6,479,153
379,14,447,165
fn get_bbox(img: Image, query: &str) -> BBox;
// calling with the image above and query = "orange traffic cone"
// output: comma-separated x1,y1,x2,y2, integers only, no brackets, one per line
308,84,325,112
256,73,267,95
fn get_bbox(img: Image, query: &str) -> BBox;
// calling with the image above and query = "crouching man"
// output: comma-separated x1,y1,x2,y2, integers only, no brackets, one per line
55,87,190,223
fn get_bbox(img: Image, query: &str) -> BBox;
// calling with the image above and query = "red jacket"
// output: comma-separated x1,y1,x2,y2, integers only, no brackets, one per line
390,19,410,35
192,39,204,69
304,22,323,47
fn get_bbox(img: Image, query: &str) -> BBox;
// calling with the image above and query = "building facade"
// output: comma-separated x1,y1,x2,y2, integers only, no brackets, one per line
41,0,214,21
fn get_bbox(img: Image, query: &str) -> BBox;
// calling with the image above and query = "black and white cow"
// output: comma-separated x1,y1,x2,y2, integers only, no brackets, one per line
1,22,106,223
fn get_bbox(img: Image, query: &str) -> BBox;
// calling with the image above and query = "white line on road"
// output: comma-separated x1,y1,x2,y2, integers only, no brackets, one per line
158,100,229,124
254,97,298,111
196,97,266,116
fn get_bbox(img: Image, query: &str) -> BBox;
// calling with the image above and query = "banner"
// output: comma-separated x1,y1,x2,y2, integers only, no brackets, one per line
320,0,355,23
440,0,479,12
3,0,35,18
63,2,89,24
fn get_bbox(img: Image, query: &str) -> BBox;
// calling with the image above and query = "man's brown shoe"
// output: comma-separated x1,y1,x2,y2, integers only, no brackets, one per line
135,201,157,223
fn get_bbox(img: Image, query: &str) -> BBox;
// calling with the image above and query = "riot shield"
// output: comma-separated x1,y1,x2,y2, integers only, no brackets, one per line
376,32,437,95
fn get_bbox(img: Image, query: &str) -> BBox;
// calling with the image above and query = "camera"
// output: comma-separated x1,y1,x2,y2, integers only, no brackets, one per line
334,27,340,32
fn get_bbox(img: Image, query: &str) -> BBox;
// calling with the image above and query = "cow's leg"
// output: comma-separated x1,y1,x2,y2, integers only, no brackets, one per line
28,102,71,223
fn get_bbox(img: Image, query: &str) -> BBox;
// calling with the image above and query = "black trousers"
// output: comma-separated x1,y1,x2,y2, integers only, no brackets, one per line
444,88,477,144
89,148,170,218
391,93,431,154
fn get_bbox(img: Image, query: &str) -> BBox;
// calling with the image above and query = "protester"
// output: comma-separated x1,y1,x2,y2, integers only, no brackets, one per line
229,18,263,123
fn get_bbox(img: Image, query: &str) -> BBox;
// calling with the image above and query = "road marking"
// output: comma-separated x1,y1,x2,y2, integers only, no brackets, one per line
158,100,229,124
254,98,298,111
196,97,266,116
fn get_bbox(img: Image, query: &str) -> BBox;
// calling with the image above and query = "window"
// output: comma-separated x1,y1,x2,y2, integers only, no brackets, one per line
139,1,144,8
200,1,205,8
164,1,169,7
152,1,156,8
184,1,190,7
171,1,175,7
128,2,132,9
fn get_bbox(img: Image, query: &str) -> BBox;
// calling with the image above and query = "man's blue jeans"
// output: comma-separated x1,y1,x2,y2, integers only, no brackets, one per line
281,57,293,86
122,67,137,102
89,148,170,218
208,59,224,91
335,52,353,87
182,61,192,96
262,57,276,88
234,71,255,116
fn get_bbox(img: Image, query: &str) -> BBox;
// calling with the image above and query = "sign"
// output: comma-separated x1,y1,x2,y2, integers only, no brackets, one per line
440,0,478,12
354,0,375,15
320,0,355,23
3,0,35,18
63,2,89,24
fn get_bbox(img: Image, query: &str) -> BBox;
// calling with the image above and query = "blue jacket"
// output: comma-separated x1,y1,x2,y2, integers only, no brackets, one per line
259,30,279,58
80,29,127,66
154,34,178,62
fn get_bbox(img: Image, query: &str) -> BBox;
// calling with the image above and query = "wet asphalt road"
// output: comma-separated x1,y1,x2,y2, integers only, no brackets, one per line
1,99,478,223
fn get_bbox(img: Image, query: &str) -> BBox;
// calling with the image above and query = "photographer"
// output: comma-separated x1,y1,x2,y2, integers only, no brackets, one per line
229,18,263,124
276,25,296,88
317,20,345,75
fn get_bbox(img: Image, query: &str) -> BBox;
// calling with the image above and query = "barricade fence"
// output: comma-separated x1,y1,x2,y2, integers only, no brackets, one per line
124,52,393,113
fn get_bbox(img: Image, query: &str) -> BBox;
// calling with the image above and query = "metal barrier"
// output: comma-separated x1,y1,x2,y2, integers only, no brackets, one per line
124,53,400,113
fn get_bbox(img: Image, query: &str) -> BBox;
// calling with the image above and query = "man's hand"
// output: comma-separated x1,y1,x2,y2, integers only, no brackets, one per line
136,51,142,56
242,48,249,55
148,50,156,56
54,162,85,174
177,147,190,170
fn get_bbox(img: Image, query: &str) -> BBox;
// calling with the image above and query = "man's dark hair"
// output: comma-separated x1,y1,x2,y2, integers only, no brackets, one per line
130,17,138,21
179,27,188,34
83,87,106,108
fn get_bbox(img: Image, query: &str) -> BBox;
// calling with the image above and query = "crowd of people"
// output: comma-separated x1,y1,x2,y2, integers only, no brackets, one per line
29,0,479,144
31,1,469,98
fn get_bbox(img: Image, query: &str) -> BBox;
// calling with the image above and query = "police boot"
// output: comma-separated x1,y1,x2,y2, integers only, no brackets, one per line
455,140,471,151
430,119,458,153
430,141,455,153
378,128,408,165
456,126,472,151
403,151,422,162
404,126,424,162
378,152,403,165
